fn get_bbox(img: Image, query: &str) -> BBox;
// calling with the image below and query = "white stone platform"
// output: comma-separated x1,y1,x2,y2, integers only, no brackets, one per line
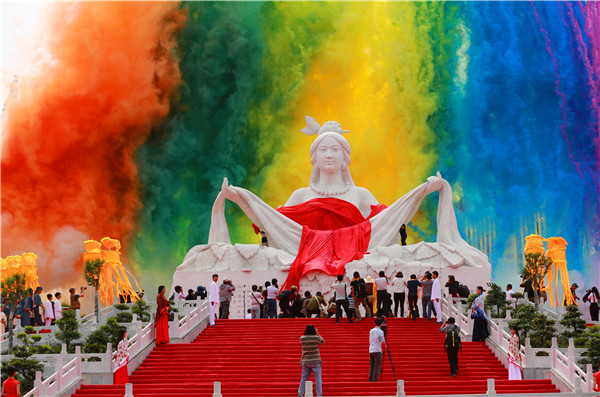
172,241,492,319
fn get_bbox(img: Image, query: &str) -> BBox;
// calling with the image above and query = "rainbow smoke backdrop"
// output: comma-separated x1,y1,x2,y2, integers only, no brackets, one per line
2,1,598,292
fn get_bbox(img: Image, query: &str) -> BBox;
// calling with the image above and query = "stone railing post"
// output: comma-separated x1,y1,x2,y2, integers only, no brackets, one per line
213,381,222,397
124,383,134,397
494,321,502,347
524,337,532,363
550,337,558,371
567,338,575,384
304,380,313,397
396,379,405,397
151,313,156,339
34,371,42,394
106,343,113,372
55,355,63,390
40,383,49,397
76,346,82,377
486,378,496,396
136,321,143,352
573,375,582,396
61,343,67,355
584,363,593,393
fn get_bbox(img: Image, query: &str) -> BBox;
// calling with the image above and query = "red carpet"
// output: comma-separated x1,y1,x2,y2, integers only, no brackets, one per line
72,318,559,396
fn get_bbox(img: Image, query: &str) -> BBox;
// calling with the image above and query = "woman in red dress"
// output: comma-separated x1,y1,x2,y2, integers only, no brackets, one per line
113,328,129,384
155,286,170,345
1,366,21,397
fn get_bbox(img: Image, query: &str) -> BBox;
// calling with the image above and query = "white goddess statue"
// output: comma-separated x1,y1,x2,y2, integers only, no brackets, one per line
208,116,489,290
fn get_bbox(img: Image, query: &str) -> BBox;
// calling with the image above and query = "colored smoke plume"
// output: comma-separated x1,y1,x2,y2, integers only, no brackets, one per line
1,2,185,288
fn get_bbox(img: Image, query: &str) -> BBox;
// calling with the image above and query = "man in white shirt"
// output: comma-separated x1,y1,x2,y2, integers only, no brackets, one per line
266,279,279,319
209,274,219,326
431,271,442,323
369,317,387,381
374,271,389,317
333,275,353,324
54,292,63,321
249,285,264,319
44,294,54,326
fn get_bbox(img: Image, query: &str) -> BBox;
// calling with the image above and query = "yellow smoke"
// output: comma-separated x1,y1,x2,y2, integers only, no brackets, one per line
261,3,439,236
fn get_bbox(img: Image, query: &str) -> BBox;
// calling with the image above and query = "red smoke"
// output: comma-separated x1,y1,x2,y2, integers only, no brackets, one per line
1,2,185,288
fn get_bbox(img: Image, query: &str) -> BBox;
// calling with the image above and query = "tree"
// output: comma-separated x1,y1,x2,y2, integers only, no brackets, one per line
55,309,81,352
0,273,28,353
510,292,524,309
521,253,552,306
559,304,587,347
1,332,44,393
509,304,538,339
485,283,508,318
83,318,125,354
83,258,105,322
529,313,557,348
114,303,132,323
131,298,151,322
579,326,600,369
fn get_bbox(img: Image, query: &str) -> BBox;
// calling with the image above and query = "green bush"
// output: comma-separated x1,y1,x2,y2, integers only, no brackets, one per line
83,318,126,354
578,326,600,368
115,312,133,323
55,309,81,350
529,314,556,348
485,283,508,318
509,304,538,340
1,331,44,393
1,358,44,394
131,299,151,323
114,303,129,311
559,305,587,347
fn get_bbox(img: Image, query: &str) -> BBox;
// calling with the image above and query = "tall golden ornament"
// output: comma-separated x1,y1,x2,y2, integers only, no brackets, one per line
524,234,545,255
545,237,575,307
82,237,142,306
0,253,40,290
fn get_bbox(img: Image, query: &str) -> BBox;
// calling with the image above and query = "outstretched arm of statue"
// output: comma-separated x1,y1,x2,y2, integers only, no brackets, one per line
220,178,262,226
368,174,440,247
208,177,303,254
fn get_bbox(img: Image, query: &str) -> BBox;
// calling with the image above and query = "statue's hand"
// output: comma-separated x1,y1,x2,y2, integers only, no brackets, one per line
221,177,237,200
426,171,444,192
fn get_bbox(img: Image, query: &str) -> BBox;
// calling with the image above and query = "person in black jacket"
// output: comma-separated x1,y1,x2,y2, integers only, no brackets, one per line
520,276,534,303
406,274,422,319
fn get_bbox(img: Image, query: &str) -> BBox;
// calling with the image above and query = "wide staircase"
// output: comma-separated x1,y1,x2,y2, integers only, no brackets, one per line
72,317,560,396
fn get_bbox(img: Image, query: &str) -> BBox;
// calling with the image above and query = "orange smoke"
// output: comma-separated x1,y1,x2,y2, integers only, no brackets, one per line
1,2,185,288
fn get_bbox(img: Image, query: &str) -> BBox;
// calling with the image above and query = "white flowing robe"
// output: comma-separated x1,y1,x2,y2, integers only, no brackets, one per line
209,178,488,268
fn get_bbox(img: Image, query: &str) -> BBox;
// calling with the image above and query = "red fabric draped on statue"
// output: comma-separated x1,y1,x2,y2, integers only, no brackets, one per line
278,198,386,291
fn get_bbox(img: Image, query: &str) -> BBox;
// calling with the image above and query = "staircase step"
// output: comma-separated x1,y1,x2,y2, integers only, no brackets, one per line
71,318,559,397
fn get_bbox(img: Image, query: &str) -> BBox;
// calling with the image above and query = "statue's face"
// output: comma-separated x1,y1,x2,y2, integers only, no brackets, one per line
315,135,344,173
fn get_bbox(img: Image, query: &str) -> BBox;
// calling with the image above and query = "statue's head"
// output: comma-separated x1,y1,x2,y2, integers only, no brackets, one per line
301,116,354,186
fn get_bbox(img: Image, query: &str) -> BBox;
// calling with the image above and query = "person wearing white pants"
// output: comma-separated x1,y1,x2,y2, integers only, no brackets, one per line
44,294,54,326
431,271,442,323
209,274,219,326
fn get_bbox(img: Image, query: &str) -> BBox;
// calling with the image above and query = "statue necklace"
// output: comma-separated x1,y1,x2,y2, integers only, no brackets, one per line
309,182,351,197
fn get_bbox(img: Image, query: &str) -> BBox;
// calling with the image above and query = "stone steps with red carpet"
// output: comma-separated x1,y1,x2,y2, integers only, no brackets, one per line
71,317,560,397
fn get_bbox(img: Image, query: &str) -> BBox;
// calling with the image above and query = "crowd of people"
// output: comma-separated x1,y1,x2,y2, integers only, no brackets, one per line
0,286,86,334
199,271,473,323
167,271,600,325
